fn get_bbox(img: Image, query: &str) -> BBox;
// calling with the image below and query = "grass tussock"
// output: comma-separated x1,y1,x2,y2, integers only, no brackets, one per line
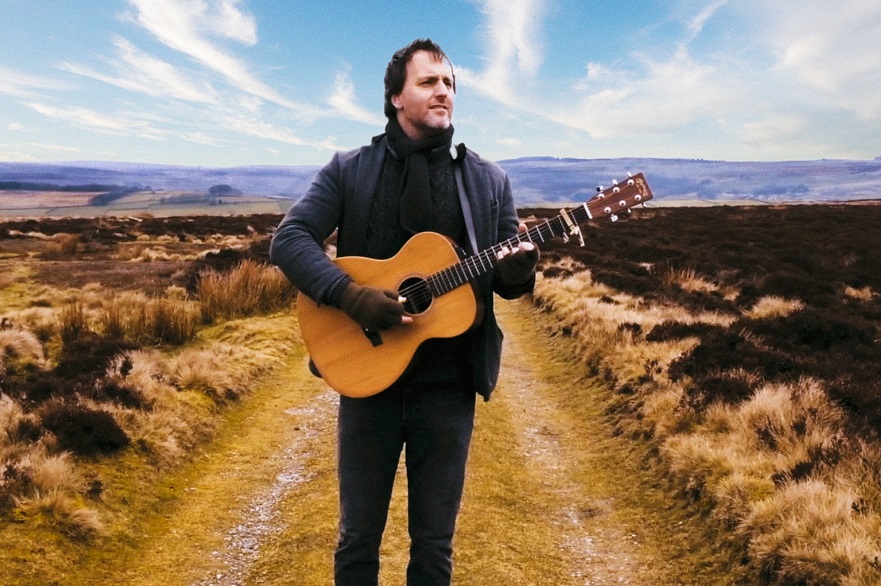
843,286,875,301
100,293,202,346
746,296,805,319
534,258,881,585
662,266,719,294
0,327,46,373
197,259,295,320
0,437,103,538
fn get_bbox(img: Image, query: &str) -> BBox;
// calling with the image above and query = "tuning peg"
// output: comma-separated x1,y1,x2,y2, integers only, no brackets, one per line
610,214,619,222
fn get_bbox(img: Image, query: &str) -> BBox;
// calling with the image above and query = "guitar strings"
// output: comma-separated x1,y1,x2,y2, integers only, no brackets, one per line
392,186,631,308
394,217,565,309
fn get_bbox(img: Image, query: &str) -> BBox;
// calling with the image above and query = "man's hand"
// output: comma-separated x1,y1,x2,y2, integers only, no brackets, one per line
497,223,539,285
339,282,412,331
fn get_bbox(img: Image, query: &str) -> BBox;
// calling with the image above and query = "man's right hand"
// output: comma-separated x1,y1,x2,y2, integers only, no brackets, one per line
339,282,407,331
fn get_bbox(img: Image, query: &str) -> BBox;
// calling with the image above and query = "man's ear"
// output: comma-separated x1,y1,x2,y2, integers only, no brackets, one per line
391,94,402,110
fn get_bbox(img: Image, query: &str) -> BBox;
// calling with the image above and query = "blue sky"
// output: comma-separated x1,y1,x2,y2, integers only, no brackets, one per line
1,0,880,167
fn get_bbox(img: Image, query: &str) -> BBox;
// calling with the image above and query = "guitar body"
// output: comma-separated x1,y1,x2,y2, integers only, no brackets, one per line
297,231,481,397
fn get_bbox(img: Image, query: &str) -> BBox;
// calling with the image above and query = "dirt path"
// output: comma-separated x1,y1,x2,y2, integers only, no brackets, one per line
82,298,738,585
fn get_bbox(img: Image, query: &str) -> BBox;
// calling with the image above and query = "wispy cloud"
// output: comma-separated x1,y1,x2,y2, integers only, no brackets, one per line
51,1,349,155
327,66,385,126
124,0,320,116
753,0,881,120
62,36,218,104
558,44,737,139
221,114,339,150
0,65,66,98
25,102,167,140
456,0,880,160
457,0,548,105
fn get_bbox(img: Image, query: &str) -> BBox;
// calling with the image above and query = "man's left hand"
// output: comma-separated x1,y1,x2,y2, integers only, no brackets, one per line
497,223,539,285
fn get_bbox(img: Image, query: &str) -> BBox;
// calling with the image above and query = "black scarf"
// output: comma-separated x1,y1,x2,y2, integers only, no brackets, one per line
385,117,455,235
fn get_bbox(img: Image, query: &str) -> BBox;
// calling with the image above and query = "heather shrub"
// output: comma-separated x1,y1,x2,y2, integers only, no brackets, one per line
55,333,136,382
38,399,130,456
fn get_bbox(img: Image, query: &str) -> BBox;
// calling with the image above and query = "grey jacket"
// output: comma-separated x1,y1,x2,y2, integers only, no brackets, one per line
270,133,534,400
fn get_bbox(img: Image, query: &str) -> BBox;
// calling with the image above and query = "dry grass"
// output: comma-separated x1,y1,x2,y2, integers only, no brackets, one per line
1,438,103,538
746,295,805,319
2,306,58,342
2,266,297,546
844,286,875,301
743,479,881,585
0,327,46,373
534,267,733,386
197,259,295,320
99,342,269,464
100,293,202,345
661,266,719,294
58,301,88,344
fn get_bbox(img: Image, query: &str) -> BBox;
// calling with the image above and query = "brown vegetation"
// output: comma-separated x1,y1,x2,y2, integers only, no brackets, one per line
3,204,881,584
528,203,881,584
0,213,295,547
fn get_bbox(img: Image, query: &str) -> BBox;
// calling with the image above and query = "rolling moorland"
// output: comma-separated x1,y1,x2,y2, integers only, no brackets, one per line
0,198,880,583
2,146,881,582
1,155,881,215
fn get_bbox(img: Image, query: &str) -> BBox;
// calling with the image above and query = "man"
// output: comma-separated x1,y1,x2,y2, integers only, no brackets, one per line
270,38,538,585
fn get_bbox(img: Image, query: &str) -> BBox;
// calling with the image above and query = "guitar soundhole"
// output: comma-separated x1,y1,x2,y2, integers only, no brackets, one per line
399,277,433,315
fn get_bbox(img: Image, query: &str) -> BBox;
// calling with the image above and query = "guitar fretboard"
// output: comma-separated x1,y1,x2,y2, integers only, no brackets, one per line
427,207,582,296
405,172,650,302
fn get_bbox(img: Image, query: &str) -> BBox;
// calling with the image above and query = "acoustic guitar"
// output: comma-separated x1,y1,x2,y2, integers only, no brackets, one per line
298,173,653,397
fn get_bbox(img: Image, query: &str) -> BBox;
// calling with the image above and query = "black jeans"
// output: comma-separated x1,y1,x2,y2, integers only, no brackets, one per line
334,379,476,585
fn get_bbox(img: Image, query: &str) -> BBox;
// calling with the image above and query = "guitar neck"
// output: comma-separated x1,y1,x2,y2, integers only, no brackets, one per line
427,213,569,296
426,172,652,297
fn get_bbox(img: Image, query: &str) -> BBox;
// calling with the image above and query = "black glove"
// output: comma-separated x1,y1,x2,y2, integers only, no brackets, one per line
497,244,539,286
339,282,404,331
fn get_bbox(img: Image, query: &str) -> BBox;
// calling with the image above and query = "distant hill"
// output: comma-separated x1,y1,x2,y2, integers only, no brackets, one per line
499,156,881,204
1,156,880,206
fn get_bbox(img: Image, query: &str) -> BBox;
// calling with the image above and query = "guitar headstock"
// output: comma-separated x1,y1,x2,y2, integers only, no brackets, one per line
584,172,653,221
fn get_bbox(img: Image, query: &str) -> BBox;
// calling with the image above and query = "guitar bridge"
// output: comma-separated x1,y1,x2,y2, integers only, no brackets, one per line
363,328,383,347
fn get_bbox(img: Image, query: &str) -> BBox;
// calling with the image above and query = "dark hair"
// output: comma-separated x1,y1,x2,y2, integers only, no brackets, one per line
383,38,456,119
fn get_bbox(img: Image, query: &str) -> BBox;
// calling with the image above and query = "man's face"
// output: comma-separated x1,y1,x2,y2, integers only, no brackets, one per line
391,50,455,141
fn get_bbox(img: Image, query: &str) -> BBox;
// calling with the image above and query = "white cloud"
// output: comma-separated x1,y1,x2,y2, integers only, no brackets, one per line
456,1,880,160
458,0,548,104
27,102,131,132
27,142,82,153
62,36,218,104
327,66,385,127
221,114,341,151
125,0,320,116
26,102,166,140
0,65,65,98
558,45,736,139
753,1,881,120
210,0,258,44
